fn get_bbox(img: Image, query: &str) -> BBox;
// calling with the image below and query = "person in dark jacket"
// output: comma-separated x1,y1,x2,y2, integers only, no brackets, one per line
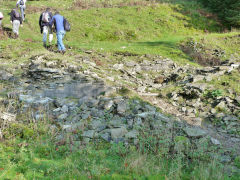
10,8,22,39
39,8,53,48
49,11,66,54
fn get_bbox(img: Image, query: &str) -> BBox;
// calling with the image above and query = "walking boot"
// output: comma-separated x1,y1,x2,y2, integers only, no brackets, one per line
43,43,47,48
14,33,19,39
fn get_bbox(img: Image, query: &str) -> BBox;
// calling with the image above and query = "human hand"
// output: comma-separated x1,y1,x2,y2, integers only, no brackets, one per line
21,24,23,27
10,21,12,24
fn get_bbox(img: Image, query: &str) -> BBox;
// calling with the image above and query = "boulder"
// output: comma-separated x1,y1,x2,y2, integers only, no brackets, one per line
0,70,13,81
82,130,95,138
154,75,165,84
110,127,128,139
184,127,207,137
125,130,139,139
0,112,16,122
19,94,36,104
117,100,128,115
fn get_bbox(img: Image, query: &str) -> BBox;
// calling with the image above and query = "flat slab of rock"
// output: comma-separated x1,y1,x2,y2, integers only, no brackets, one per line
82,130,95,138
184,127,207,137
19,94,36,104
0,112,16,122
117,100,128,115
110,127,128,139
125,130,139,139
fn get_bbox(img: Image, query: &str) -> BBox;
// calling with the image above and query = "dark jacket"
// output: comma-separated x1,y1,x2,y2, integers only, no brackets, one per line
39,11,53,27
10,9,22,24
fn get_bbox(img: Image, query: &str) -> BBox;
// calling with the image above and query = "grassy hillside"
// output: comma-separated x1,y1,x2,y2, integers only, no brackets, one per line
2,0,237,66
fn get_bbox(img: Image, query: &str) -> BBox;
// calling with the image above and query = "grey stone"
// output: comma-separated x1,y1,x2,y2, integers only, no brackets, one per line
68,65,79,72
182,107,187,112
211,137,221,145
110,127,128,139
184,127,207,137
81,111,91,120
19,94,36,104
0,112,16,122
45,61,57,68
135,117,143,126
137,112,155,118
224,165,240,177
216,101,226,109
0,70,13,81
113,138,125,144
78,97,90,106
61,105,69,113
104,100,114,110
113,64,124,70
193,75,205,82
125,61,136,67
127,119,134,128
155,113,172,122
91,108,104,117
90,120,102,130
82,130,95,138
100,133,111,142
35,114,44,120
215,113,225,118
223,115,239,121
144,105,156,112
86,99,99,107
117,100,128,115
134,64,142,73
235,96,240,104
62,124,73,132
125,130,139,139
137,86,146,93
72,121,85,130
35,97,53,105
210,108,216,114
220,155,232,163
53,107,61,112
205,76,212,82
58,113,68,120
109,117,126,127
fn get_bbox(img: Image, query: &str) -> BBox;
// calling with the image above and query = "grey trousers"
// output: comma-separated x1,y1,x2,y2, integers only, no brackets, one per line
19,5,25,21
13,20,20,35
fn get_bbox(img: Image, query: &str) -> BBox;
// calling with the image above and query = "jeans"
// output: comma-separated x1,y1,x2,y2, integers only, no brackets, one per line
19,5,25,21
56,30,66,51
43,26,53,45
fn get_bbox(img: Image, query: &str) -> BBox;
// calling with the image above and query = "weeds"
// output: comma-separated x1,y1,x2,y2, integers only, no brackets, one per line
72,0,158,10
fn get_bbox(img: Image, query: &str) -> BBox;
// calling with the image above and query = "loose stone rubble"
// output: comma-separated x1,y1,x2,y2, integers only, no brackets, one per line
0,53,239,175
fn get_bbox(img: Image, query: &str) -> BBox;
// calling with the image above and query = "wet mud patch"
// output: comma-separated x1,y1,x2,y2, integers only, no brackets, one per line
26,6,65,14
26,6,48,14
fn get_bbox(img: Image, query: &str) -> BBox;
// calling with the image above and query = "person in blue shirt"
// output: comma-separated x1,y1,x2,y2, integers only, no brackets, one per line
49,11,66,54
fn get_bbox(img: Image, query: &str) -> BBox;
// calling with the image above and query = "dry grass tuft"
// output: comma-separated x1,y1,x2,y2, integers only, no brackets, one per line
71,0,158,10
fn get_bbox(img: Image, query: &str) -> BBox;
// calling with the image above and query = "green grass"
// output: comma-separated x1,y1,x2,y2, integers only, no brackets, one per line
0,0,227,65
0,120,237,179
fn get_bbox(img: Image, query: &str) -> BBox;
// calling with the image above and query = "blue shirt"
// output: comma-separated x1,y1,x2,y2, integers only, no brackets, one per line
49,14,64,33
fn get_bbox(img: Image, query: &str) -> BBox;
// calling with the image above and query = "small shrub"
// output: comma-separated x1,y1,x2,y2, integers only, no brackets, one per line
205,89,223,99
180,39,223,66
